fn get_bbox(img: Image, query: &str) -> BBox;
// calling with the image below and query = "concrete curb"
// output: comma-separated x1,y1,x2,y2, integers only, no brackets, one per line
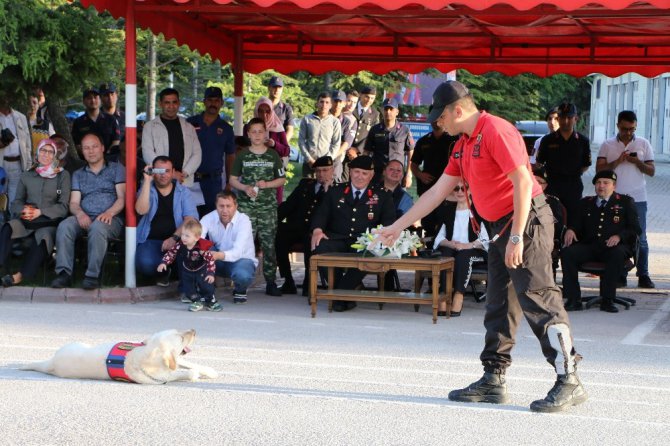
0,284,181,304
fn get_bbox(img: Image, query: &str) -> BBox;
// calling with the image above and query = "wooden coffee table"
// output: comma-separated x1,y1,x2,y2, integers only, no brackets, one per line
309,253,454,324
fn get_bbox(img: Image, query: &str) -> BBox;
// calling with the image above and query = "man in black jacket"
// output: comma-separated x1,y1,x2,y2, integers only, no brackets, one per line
276,156,335,295
561,170,641,313
310,155,395,311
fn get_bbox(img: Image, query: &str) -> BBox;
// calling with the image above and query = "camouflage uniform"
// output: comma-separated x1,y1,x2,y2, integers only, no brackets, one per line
231,148,285,282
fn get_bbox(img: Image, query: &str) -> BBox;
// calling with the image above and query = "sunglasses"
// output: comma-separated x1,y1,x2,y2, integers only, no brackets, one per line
454,186,467,192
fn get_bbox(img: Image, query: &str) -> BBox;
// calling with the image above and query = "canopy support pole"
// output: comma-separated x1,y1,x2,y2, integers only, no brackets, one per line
124,0,138,288
233,34,244,136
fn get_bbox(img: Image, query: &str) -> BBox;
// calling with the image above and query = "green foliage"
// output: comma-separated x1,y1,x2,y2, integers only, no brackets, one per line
0,0,124,102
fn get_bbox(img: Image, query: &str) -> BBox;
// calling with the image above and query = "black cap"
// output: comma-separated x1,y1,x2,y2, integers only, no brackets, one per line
331,90,346,102
427,81,471,122
204,86,223,99
592,170,617,184
268,76,284,87
348,155,374,170
99,82,117,94
82,87,100,98
382,97,399,109
313,156,333,168
558,102,578,117
361,86,377,95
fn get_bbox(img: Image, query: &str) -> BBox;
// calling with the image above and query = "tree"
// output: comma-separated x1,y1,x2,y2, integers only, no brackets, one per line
0,0,125,153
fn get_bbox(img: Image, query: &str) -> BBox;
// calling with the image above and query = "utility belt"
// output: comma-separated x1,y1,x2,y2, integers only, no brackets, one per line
3,155,20,162
194,170,222,181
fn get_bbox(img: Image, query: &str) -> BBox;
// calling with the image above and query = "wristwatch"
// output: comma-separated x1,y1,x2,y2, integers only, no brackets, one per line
171,234,180,242
509,234,522,245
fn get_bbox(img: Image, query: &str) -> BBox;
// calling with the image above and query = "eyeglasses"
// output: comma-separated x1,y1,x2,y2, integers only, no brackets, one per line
38,148,55,156
454,186,467,192
619,126,636,133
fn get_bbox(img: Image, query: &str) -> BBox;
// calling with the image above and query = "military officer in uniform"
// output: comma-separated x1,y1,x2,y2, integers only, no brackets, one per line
310,155,396,311
276,156,336,295
536,103,591,222
561,170,641,313
342,86,380,183
364,97,414,185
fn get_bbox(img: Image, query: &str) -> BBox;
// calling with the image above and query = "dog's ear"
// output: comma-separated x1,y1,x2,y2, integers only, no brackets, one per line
163,351,177,370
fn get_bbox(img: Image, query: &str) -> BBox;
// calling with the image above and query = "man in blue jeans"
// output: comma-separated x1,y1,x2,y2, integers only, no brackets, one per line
135,155,199,286
200,190,257,304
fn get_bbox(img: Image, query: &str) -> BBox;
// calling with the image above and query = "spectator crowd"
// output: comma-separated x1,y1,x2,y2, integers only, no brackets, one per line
0,76,657,317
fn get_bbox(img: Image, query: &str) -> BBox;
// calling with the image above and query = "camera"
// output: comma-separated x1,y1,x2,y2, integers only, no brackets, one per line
147,168,167,175
0,128,15,146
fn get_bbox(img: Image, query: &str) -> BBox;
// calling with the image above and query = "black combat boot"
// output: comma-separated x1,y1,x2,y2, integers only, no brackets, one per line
530,372,588,413
448,372,509,404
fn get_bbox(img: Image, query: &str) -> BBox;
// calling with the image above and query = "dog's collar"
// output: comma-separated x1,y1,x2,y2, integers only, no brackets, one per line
106,342,144,383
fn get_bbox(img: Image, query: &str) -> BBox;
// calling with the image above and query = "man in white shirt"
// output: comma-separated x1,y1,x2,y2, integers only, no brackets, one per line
530,106,559,165
200,190,257,303
596,110,656,289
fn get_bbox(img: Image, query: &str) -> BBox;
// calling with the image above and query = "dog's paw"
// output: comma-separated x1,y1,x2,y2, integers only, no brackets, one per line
198,366,218,379
187,369,200,382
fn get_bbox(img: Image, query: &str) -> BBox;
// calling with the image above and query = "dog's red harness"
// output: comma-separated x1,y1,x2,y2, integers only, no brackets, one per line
106,342,143,383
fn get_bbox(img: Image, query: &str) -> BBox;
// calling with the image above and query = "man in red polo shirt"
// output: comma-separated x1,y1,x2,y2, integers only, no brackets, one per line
378,81,586,413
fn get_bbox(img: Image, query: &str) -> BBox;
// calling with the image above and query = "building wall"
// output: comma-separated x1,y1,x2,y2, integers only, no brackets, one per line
590,73,670,155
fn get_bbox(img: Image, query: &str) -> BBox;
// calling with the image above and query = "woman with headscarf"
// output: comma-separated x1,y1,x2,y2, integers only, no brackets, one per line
252,97,290,202
0,139,71,286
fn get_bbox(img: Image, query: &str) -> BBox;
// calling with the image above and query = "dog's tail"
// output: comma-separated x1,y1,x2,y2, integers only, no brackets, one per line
19,359,55,374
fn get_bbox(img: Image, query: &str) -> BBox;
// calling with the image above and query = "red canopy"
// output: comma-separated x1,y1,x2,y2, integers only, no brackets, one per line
77,0,670,288
82,0,670,77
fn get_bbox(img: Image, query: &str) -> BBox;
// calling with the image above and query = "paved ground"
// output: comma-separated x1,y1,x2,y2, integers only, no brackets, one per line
0,150,668,445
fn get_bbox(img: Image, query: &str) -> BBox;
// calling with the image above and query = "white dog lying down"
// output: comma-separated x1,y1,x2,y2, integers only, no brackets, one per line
20,329,218,384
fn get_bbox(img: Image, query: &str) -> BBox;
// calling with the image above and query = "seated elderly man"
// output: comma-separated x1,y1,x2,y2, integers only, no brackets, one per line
51,132,125,289
310,155,395,311
135,156,198,285
276,155,336,296
561,170,641,313
200,190,257,304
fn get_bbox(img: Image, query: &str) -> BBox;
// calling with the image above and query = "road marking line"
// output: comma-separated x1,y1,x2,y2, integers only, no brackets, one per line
622,296,670,345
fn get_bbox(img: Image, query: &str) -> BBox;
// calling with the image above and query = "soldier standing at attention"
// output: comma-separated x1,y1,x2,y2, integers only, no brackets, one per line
343,86,380,182
229,118,286,297
536,103,591,221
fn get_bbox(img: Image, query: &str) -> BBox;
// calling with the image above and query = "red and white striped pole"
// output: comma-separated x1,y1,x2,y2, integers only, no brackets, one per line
124,0,137,288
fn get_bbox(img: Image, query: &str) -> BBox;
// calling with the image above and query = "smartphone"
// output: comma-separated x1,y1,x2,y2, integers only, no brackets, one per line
147,168,167,174
628,152,637,157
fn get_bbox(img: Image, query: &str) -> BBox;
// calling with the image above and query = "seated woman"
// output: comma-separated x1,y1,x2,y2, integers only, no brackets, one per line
433,182,489,317
0,139,71,286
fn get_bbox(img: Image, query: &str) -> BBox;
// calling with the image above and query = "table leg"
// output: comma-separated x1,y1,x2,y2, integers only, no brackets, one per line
431,271,439,324
327,267,334,313
310,265,318,318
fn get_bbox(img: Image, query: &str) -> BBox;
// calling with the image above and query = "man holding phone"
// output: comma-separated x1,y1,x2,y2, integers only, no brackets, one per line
135,155,199,286
596,110,656,288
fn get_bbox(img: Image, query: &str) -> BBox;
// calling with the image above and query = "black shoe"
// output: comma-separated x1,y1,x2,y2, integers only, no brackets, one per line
156,268,171,287
1,274,15,288
332,301,357,312
616,277,627,288
450,311,462,317
600,301,619,313
638,275,655,289
529,373,588,413
281,280,297,294
564,301,583,312
51,271,72,289
266,282,282,296
437,311,447,317
82,276,100,290
448,372,509,404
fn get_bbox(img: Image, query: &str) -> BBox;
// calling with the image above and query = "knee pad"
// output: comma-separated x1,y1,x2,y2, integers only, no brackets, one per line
547,323,576,375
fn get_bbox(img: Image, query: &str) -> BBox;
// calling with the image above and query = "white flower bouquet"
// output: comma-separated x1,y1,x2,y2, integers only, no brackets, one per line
351,226,423,258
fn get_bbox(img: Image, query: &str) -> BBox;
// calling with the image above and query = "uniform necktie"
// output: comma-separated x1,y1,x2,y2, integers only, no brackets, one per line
599,199,607,209
354,190,361,203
